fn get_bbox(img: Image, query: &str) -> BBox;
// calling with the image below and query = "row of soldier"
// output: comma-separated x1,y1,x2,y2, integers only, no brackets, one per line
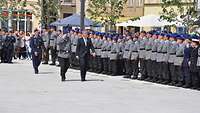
66,29,200,90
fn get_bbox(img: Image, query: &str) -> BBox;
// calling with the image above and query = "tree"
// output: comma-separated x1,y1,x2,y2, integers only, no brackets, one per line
87,0,127,31
160,0,198,33
29,0,60,28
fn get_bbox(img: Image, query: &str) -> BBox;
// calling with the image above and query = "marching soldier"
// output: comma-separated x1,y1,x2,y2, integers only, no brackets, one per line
30,29,45,74
57,31,71,81
123,35,133,78
49,28,58,65
71,30,79,69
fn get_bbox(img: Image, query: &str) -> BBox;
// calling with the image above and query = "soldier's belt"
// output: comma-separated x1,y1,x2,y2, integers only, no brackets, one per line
176,55,183,57
102,50,106,51
152,51,157,53
50,39,54,40
125,49,129,51
162,52,167,53
111,52,117,54
140,48,145,50
170,53,176,55
132,51,138,52
146,49,151,51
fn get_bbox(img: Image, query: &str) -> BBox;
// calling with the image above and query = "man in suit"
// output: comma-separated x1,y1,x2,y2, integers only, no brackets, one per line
76,30,95,81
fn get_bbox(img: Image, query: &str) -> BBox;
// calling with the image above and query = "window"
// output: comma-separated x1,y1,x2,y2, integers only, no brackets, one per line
128,0,134,7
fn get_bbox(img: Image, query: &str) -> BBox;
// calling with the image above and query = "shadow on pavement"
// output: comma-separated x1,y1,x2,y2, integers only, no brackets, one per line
39,72,55,74
65,79,104,82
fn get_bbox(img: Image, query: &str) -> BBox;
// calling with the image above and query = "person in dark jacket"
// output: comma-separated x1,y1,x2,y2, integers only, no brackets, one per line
76,30,95,81
190,37,200,89
3,31,16,63
30,29,45,74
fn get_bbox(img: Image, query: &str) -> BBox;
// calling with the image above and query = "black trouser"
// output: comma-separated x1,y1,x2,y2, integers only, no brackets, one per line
0,49,2,62
139,58,147,79
131,59,139,78
173,65,182,84
156,62,163,80
124,59,132,76
79,55,89,81
50,46,57,64
32,52,42,73
176,65,184,84
191,71,200,88
151,60,157,80
96,56,103,73
43,47,49,63
4,48,14,63
102,58,108,73
111,60,118,76
71,52,76,67
58,57,70,79
108,58,112,74
183,66,191,86
162,62,170,82
118,59,125,75
146,59,152,78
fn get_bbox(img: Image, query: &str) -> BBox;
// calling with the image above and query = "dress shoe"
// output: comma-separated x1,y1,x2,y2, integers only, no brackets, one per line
131,76,138,80
81,79,86,82
49,63,56,66
182,85,191,88
42,62,48,64
175,82,183,87
123,75,131,79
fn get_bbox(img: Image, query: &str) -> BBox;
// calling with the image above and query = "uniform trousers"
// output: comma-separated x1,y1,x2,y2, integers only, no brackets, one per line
111,60,118,76
131,59,139,78
191,71,200,88
162,62,170,82
124,59,132,76
58,57,70,79
139,58,147,79
32,52,42,73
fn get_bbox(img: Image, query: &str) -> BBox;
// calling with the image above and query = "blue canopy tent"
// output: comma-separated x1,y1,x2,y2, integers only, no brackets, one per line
50,14,102,27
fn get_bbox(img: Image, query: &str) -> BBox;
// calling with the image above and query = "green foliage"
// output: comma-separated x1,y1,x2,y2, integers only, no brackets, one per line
161,0,198,32
29,0,60,27
87,0,127,25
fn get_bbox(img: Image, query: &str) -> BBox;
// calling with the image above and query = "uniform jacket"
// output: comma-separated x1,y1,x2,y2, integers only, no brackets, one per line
57,34,71,58
49,31,57,48
130,40,139,60
123,39,133,59
151,39,158,61
30,35,44,53
156,40,164,62
168,41,177,63
174,43,185,66
110,42,120,60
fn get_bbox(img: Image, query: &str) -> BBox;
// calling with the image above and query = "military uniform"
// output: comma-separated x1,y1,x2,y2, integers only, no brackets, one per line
151,38,159,81
110,40,120,76
130,38,139,79
174,42,185,86
30,34,44,74
57,34,71,81
145,37,153,80
117,39,125,75
161,39,170,84
123,39,133,78
49,31,58,65
107,39,113,75
95,37,103,73
156,39,164,82
42,31,50,64
139,37,148,80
